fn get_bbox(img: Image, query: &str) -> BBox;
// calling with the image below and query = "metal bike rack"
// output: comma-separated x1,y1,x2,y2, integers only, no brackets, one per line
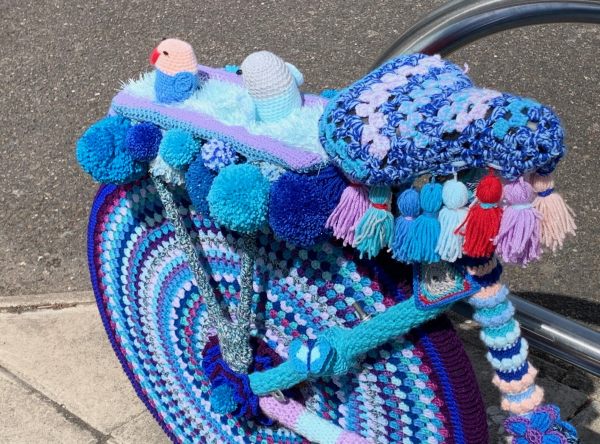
372,0,600,377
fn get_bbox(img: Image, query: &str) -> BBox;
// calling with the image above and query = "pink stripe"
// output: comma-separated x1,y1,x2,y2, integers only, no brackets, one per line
259,396,304,429
336,431,370,444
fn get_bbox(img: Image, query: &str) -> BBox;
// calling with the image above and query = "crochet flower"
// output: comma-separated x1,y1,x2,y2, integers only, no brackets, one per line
504,405,579,444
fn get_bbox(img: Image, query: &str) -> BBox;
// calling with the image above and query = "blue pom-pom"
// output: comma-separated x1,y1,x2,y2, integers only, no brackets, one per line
76,116,145,184
269,166,346,247
125,122,162,161
185,158,214,215
320,88,339,99
210,383,238,415
405,182,443,263
159,129,199,169
208,164,270,233
391,188,420,262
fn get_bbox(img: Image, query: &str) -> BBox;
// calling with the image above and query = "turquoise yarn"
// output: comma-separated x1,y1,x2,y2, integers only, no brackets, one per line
436,179,469,262
159,129,199,169
208,163,270,233
210,384,237,414
76,115,146,184
405,182,443,263
354,186,393,259
391,188,421,263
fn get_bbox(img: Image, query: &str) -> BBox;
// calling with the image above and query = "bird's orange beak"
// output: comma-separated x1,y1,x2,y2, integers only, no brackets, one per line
150,48,160,65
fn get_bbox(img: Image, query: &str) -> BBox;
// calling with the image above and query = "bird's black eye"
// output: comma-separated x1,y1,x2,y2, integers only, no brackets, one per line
162,51,169,56
161,37,167,41
236,69,243,75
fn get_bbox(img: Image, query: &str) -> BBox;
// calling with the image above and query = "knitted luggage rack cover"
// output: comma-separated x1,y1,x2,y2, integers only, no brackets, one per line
112,65,329,173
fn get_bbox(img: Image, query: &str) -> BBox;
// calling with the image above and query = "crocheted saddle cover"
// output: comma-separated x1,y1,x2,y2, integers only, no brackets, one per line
78,46,577,444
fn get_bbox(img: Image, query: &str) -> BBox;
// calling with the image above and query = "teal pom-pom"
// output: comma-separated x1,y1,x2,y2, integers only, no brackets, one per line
436,179,469,262
76,116,145,184
208,164,270,233
159,129,199,169
125,122,161,161
185,157,214,215
391,188,420,262
210,384,238,414
405,182,443,263
354,186,394,259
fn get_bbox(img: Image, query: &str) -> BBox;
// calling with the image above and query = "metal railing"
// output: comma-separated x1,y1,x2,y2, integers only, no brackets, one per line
371,0,600,377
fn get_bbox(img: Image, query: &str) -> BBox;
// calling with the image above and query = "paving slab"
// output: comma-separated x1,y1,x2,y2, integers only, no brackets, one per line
0,305,146,434
572,400,600,443
0,369,97,444
0,290,94,313
108,411,170,444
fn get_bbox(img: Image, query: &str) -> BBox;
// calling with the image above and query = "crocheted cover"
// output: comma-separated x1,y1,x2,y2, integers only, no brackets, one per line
88,178,488,443
320,54,565,185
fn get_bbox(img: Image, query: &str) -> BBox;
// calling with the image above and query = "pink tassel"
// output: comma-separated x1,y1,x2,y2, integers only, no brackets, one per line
325,183,369,246
531,173,576,252
495,177,542,265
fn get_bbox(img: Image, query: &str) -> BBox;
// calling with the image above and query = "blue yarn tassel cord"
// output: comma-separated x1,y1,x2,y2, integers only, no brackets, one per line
405,182,443,263
391,188,420,263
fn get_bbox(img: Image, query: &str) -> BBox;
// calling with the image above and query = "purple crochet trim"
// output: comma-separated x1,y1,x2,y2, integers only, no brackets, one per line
504,404,579,444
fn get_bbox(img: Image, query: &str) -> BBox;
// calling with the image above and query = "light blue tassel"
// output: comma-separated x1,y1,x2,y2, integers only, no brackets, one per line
405,182,443,263
391,188,420,263
354,186,394,259
436,179,469,262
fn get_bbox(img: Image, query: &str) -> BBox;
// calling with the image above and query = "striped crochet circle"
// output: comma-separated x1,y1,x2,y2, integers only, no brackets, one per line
88,178,487,443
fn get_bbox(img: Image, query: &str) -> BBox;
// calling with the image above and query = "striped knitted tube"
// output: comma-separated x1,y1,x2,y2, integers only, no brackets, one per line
259,397,370,444
466,257,544,415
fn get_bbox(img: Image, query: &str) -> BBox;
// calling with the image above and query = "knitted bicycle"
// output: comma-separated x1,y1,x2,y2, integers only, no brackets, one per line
77,39,579,443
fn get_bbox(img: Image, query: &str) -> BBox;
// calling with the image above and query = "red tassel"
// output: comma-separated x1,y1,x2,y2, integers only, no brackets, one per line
455,171,503,257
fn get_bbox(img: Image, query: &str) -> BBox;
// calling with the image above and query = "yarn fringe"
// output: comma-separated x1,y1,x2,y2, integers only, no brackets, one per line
531,173,576,252
405,182,443,263
391,188,420,262
436,179,468,262
326,183,369,246
354,186,394,259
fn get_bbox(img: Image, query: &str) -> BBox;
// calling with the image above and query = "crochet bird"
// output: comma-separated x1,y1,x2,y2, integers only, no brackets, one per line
150,38,201,104
240,51,304,122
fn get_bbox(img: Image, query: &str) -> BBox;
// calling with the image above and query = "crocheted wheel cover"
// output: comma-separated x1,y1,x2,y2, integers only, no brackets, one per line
320,54,565,185
88,178,488,443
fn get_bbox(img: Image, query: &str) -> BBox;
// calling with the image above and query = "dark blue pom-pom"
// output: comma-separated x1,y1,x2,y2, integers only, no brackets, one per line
125,122,162,161
185,157,214,215
269,166,346,247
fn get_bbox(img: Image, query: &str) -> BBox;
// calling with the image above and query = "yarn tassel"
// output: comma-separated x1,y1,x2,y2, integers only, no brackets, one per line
391,188,420,262
495,178,542,265
405,182,443,263
325,183,369,246
456,170,503,257
436,179,469,262
531,173,576,252
354,186,394,259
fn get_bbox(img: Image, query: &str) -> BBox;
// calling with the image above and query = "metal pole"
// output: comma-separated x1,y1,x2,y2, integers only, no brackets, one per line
371,0,600,68
371,0,600,376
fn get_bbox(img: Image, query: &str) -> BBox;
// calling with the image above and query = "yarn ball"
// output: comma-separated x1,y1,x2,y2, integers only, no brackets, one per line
159,129,199,169
185,157,214,215
269,166,346,247
76,115,146,184
200,139,239,172
476,172,503,203
125,122,162,161
442,179,469,209
397,188,420,217
209,384,237,415
207,164,270,233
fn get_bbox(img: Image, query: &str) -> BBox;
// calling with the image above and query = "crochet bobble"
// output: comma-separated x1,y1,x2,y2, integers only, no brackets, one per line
391,188,420,262
531,173,576,252
436,179,468,262
457,171,503,257
495,178,542,265
354,186,394,259
405,182,443,263
325,183,370,246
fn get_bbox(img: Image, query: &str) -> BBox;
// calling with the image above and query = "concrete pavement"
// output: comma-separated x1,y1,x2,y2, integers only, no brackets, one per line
0,292,598,443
